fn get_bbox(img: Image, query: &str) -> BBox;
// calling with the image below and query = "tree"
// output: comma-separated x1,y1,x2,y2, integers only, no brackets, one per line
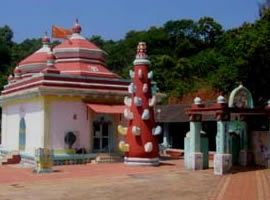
164,19,198,40
0,25,13,46
0,25,13,89
10,38,42,70
259,0,270,17
198,17,223,46
89,35,105,49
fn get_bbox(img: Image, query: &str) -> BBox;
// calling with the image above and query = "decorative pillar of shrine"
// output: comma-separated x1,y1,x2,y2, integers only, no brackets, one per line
239,116,248,166
264,101,270,168
118,42,161,166
214,95,232,175
162,123,170,148
33,148,54,173
186,97,203,170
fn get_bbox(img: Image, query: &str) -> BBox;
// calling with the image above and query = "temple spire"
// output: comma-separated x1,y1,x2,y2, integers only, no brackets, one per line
133,41,150,65
42,31,50,45
136,42,148,59
72,18,82,34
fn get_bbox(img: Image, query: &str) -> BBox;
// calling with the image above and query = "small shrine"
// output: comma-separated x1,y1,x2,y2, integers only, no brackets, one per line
185,84,270,175
0,20,130,166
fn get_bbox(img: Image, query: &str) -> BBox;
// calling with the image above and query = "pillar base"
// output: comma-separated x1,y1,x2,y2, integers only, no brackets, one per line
184,152,189,169
214,154,232,175
33,168,53,174
124,157,160,166
239,150,248,166
188,152,203,170
264,152,270,168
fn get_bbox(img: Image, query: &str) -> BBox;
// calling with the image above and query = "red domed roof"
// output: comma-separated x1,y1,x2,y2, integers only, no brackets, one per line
19,52,48,66
18,33,51,74
55,38,101,50
14,20,119,81
54,19,103,52
52,20,111,78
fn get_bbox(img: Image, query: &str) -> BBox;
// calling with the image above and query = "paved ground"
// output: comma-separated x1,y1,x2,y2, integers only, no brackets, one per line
210,166,270,200
0,158,269,200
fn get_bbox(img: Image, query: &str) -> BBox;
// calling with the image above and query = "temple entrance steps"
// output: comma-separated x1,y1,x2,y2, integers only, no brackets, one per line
0,151,21,165
95,153,123,164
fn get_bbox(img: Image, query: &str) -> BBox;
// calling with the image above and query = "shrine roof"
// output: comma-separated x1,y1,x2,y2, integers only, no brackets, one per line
5,20,125,94
18,34,50,71
155,104,216,123
55,37,102,51
19,51,48,66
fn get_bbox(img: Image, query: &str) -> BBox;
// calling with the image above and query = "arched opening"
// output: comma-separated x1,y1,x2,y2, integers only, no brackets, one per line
19,117,26,151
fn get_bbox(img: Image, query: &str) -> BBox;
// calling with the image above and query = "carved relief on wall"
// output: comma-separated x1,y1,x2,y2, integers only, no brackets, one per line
233,90,249,108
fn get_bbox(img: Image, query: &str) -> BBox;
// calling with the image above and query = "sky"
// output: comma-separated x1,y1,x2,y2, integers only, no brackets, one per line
0,0,265,43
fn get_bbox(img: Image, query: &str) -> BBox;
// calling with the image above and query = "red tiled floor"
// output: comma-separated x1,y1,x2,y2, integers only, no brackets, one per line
1,159,270,200
0,159,182,184
210,167,270,200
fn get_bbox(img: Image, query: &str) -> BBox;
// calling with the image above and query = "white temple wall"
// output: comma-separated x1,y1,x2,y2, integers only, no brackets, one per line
2,101,44,155
3,105,20,150
1,107,7,147
50,101,90,152
24,102,44,155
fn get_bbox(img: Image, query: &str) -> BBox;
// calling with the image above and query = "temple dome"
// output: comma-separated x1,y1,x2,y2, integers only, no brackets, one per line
55,37,101,50
17,33,51,75
53,20,118,78
13,20,119,80
53,20,107,61
54,19,101,51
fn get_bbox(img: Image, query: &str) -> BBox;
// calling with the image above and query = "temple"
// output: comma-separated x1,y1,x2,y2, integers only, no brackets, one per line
0,20,130,165
0,20,269,175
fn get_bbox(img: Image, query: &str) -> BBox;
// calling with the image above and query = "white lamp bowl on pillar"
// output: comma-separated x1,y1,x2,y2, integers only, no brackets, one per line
217,95,226,104
194,97,202,105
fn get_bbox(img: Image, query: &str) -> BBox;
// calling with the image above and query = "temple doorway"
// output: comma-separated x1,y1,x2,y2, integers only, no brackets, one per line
92,115,114,153
230,132,241,165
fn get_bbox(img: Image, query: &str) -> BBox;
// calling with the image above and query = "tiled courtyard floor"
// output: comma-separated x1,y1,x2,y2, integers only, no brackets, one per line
0,158,269,200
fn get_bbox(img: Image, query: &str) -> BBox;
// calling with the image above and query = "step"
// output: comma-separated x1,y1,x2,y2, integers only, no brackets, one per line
95,154,123,164
96,159,123,164
0,153,21,165
96,157,123,161
96,156,123,160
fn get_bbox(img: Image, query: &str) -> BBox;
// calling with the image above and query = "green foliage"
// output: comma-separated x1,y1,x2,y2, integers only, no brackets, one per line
89,35,105,49
0,25,13,45
259,0,270,17
10,38,42,69
198,17,223,46
0,25,13,89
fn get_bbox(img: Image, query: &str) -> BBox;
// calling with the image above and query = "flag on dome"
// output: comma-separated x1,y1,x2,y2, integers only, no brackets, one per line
51,25,72,40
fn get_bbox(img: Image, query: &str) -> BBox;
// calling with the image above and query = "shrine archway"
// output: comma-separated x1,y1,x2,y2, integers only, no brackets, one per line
229,84,254,109
185,84,270,175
